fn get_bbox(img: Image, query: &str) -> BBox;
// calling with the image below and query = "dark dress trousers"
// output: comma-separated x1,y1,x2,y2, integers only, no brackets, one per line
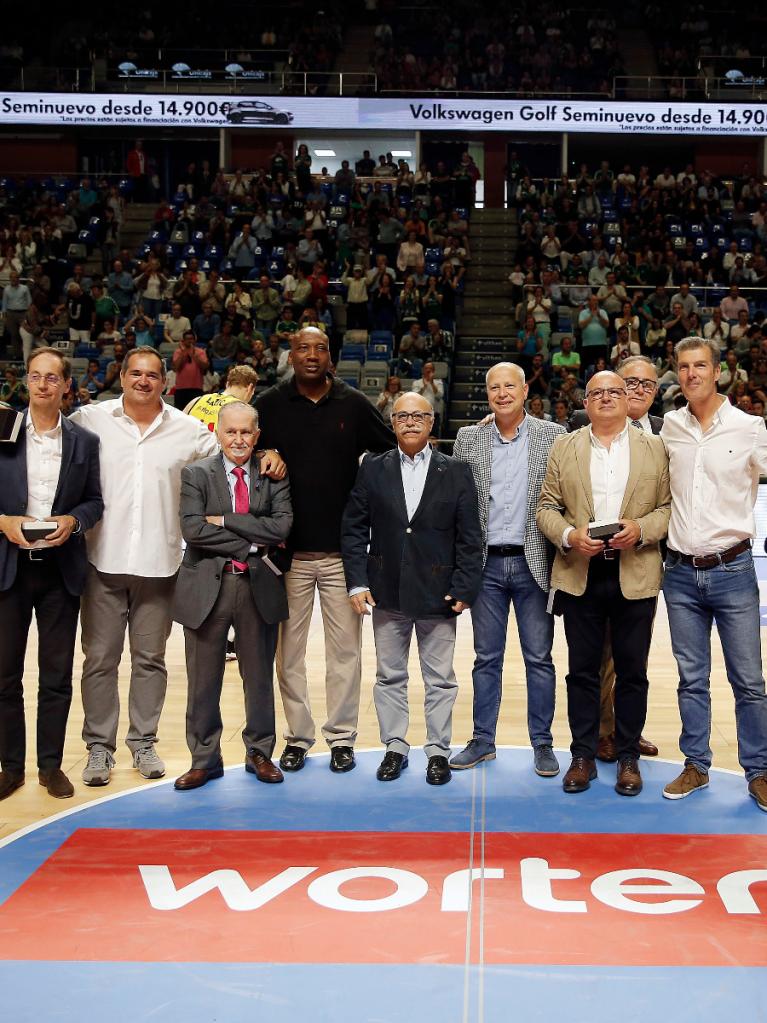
173,455,292,768
0,414,103,773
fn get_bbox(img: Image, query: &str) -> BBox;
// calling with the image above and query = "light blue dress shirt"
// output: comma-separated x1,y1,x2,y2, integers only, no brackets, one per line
487,416,528,546
399,443,432,521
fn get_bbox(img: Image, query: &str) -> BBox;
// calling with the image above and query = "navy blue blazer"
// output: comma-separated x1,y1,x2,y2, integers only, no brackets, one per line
341,447,483,618
0,413,103,595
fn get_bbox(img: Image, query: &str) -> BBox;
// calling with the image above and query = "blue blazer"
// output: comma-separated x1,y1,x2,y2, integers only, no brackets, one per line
0,414,103,595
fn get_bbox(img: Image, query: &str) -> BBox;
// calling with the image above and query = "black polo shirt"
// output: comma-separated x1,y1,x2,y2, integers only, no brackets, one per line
255,376,395,552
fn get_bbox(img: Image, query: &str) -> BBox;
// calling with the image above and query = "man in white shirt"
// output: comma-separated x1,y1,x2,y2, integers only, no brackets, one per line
660,336,767,811
163,302,191,345
537,372,670,796
71,347,284,787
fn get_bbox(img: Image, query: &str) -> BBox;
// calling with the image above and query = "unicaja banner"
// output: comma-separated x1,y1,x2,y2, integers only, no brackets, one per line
1,93,767,134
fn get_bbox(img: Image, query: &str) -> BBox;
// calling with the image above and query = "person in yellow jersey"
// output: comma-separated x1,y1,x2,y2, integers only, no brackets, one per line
184,365,259,432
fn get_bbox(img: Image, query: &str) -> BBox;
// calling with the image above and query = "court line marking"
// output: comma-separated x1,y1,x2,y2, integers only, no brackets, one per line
461,766,478,1023
0,748,742,851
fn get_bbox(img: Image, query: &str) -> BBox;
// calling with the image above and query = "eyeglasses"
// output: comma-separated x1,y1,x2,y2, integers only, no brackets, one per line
27,373,63,386
585,387,627,400
392,411,434,424
624,377,657,392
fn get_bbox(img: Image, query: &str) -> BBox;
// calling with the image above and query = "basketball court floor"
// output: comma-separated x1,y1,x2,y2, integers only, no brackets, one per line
0,571,766,1021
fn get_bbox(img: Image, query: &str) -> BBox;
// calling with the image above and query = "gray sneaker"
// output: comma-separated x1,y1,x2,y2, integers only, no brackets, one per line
450,738,496,770
82,746,115,786
133,745,166,780
534,745,560,777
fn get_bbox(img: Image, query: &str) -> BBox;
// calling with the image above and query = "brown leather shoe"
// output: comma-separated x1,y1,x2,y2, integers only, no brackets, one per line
563,757,597,793
637,735,659,757
174,763,224,790
615,757,643,796
38,768,74,799
245,751,284,784
0,771,24,800
596,734,618,763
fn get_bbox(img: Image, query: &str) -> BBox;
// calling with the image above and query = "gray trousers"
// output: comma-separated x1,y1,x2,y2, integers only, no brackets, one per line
80,566,175,754
184,573,278,769
372,608,458,758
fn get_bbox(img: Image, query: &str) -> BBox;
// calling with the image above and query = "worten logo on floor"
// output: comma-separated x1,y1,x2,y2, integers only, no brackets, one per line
0,828,765,966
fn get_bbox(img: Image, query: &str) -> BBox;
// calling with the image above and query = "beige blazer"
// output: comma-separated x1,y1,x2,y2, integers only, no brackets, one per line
535,424,670,599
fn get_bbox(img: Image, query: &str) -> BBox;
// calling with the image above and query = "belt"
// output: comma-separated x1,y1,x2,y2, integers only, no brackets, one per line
601,548,619,561
487,544,524,557
223,561,249,575
668,539,751,570
25,548,57,562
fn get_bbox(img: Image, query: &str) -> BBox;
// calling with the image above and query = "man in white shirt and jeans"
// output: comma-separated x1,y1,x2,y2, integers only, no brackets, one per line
661,336,767,810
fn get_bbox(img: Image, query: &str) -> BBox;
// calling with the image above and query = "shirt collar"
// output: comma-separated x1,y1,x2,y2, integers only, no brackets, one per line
398,443,431,467
26,412,62,439
113,395,168,424
589,420,630,450
682,394,730,428
492,413,528,445
222,453,251,476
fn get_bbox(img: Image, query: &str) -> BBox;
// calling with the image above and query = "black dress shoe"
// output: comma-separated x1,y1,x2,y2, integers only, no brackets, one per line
174,763,224,790
376,751,408,781
0,771,24,801
330,746,356,773
279,745,307,772
426,755,451,786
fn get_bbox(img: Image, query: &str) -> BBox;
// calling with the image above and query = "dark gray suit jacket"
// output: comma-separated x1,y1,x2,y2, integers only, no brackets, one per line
174,454,292,629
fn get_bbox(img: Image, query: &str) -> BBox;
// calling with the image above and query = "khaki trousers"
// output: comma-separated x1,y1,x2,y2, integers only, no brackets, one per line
276,554,361,750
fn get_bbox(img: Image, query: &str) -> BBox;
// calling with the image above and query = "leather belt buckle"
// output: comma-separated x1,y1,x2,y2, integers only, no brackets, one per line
28,548,47,562
692,553,718,569
602,548,619,561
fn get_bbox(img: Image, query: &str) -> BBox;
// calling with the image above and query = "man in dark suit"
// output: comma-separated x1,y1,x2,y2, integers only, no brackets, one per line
173,401,292,790
0,348,103,800
342,392,483,786
569,355,662,762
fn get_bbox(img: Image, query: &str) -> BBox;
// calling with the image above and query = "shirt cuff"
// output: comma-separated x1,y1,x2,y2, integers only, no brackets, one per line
562,526,575,549
348,586,368,597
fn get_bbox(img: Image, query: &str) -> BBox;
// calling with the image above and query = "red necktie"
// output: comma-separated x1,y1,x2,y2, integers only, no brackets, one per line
231,466,249,571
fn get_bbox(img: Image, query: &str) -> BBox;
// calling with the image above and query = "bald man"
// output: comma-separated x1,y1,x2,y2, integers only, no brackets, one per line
342,392,482,786
537,372,670,797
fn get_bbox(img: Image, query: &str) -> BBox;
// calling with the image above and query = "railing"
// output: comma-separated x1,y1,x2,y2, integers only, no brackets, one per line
615,74,767,100
378,88,606,100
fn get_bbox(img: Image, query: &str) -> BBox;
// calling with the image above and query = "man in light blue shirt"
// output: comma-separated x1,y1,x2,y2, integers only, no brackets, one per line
2,272,31,358
451,362,566,776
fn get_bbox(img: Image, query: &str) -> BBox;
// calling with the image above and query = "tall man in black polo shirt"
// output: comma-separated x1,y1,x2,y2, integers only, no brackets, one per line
255,327,395,773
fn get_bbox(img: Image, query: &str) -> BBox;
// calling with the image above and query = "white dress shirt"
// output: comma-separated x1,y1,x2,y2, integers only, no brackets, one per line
71,398,218,576
661,397,767,555
25,414,62,520
563,423,631,547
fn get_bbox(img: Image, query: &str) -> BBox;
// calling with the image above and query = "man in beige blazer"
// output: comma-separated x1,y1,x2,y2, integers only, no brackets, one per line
536,371,670,796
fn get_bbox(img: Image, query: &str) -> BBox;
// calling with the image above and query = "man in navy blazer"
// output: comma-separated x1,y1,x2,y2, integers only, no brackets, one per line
0,348,103,800
342,392,482,786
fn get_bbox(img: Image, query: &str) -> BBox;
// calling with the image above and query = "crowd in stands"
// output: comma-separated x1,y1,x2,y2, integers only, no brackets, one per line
0,145,477,436
374,2,622,96
507,158,767,423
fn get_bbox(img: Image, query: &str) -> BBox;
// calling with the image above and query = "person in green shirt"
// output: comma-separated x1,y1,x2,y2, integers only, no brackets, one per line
90,281,121,333
551,335,581,379
275,303,300,345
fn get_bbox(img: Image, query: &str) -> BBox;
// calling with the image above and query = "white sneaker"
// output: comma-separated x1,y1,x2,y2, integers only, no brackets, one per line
82,746,115,786
133,745,166,779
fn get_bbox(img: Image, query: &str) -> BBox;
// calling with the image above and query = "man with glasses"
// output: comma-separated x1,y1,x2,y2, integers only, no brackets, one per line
537,371,670,795
661,337,767,810
0,348,103,800
342,392,482,785
570,356,663,761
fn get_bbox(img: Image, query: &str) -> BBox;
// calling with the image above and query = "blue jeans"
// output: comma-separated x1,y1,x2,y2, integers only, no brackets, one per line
663,549,767,781
470,553,556,748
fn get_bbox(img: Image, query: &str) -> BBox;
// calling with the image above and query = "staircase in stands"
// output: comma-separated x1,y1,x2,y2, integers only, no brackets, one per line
447,207,519,437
